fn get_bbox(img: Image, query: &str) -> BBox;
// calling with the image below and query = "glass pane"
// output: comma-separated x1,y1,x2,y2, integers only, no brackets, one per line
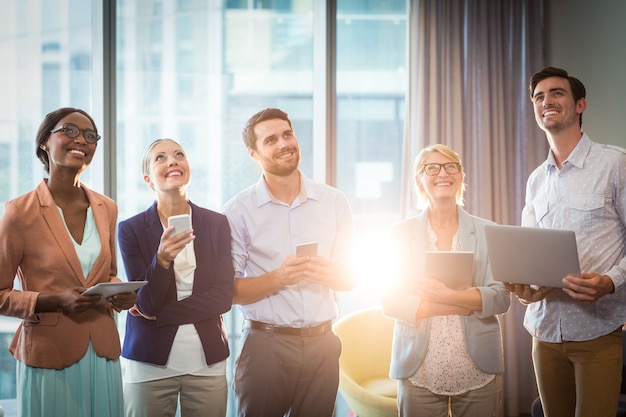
0,0,99,406
116,0,314,217
222,1,315,198
336,0,406,217
336,0,407,302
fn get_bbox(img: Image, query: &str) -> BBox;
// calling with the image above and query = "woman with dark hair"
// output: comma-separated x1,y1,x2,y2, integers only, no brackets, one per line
0,107,136,416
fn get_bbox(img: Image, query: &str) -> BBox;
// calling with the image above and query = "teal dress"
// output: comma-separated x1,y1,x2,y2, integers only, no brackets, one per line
16,207,123,416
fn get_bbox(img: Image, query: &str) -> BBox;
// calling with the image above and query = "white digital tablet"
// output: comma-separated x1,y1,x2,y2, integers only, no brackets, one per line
424,251,475,290
83,281,148,298
484,224,581,288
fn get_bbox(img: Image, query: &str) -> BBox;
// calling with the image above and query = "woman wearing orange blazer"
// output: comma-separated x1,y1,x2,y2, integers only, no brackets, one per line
0,108,136,416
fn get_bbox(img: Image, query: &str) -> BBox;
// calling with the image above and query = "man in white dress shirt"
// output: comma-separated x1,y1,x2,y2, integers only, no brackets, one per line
223,108,355,417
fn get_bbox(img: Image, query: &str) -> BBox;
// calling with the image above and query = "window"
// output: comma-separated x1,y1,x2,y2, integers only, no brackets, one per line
336,0,406,308
0,1,407,415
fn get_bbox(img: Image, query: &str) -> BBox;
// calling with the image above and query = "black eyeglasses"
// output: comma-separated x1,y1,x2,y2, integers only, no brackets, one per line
421,162,461,176
50,123,101,144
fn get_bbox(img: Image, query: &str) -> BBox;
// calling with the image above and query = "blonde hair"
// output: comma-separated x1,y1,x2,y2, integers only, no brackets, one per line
413,144,466,209
142,138,182,176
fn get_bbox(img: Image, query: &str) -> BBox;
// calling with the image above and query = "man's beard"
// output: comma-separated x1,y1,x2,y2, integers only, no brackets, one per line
265,149,300,176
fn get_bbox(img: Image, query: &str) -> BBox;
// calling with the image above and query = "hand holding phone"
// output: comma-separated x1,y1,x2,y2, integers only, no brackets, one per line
168,214,191,236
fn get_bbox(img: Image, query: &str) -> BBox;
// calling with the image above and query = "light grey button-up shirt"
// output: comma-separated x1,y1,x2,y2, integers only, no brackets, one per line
522,133,626,342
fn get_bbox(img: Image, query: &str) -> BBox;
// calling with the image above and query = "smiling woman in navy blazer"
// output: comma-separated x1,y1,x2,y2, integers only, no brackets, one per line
118,138,234,417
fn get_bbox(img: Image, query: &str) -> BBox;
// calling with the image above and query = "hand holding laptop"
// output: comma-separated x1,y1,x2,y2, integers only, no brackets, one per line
561,271,616,303
486,225,615,303
506,271,615,304
503,283,554,304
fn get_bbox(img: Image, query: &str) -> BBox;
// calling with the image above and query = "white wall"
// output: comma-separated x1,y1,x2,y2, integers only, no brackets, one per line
546,0,626,147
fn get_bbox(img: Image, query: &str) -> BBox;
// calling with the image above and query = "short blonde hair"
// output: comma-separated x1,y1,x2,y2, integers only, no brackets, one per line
413,144,466,209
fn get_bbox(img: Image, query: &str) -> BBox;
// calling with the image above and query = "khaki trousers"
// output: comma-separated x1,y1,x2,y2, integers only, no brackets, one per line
532,327,623,417
124,374,227,417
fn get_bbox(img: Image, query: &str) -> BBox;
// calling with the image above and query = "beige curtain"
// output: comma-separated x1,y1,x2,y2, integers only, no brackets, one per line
402,0,549,415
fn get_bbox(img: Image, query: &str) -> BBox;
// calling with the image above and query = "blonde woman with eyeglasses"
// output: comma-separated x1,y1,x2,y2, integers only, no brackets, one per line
381,144,510,417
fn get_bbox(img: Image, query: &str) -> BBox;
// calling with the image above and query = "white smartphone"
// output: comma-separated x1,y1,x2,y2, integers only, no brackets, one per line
168,214,191,236
296,242,318,257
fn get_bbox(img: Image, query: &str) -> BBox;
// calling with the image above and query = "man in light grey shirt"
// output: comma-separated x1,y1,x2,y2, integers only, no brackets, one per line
507,67,626,417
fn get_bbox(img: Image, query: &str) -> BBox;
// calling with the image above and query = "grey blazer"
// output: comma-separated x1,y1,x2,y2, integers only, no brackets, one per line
382,207,510,378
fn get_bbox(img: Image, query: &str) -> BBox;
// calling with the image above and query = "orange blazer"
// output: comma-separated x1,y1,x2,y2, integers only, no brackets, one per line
0,180,121,369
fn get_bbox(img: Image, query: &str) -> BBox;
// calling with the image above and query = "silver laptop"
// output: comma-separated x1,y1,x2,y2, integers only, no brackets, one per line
484,224,581,288
424,251,475,290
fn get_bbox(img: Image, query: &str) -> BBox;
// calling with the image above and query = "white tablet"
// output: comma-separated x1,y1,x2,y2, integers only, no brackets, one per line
83,281,148,298
424,251,475,290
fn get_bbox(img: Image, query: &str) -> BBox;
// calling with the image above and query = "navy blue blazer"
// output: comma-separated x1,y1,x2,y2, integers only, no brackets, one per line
118,201,234,366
